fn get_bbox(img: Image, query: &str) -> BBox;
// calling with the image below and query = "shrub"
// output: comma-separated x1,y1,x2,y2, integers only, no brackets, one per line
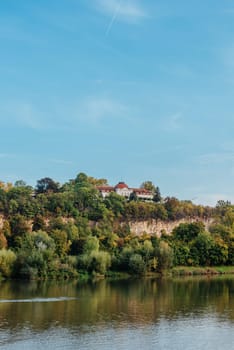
0,249,16,277
129,253,146,275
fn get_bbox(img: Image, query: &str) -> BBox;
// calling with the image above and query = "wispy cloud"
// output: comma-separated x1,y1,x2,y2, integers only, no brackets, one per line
73,96,128,124
161,112,183,132
105,1,122,36
0,102,41,130
197,152,234,165
96,0,147,20
50,159,74,166
0,153,14,159
95,0,147,34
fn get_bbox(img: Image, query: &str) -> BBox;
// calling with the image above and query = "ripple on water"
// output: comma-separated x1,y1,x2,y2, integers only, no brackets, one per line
0,297,78,303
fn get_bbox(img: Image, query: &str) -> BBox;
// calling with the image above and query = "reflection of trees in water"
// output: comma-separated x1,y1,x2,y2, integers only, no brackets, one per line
0,277,234,332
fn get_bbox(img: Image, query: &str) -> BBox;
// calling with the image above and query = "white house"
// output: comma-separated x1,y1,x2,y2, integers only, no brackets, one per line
97,182,153,201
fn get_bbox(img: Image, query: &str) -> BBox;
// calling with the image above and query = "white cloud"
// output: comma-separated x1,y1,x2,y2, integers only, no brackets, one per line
50,159,74,165
0,153,14,159
96,0,147,21
0,102,41,129
95,0,147,33
197,152,234,165
74,96,128,124
161,112,183,132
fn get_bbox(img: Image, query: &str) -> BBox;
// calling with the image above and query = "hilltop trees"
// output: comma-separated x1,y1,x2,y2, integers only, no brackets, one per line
0,172,233,280
36,177,59,194
140,181,162,203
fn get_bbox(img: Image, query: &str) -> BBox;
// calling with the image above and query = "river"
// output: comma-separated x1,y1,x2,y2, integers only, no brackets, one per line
0,276,234,349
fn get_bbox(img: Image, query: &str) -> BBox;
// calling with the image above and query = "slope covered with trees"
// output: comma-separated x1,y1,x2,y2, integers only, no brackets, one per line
0,173,232,280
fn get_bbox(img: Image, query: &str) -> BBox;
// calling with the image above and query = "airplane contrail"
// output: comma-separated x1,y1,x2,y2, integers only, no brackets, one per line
105,1,122,36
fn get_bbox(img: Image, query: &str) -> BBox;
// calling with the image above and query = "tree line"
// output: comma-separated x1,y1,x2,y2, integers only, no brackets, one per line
0,173,232,280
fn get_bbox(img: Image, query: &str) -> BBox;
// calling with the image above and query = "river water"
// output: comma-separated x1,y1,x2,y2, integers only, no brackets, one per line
0,276,234,349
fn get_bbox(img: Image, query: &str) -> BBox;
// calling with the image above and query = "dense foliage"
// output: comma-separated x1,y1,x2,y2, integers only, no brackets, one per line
0,173,232,280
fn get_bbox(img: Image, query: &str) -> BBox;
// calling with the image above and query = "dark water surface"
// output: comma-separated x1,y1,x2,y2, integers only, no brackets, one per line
0,276,234,349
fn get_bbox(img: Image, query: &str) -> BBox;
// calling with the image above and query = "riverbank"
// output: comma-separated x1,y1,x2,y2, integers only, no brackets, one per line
67,267,234,281
171,266,234,276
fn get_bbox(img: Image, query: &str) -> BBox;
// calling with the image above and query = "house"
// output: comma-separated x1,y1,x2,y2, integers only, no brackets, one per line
97,182,153,201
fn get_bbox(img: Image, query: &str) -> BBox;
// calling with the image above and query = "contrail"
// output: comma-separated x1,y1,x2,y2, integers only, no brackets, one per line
105,1,122,36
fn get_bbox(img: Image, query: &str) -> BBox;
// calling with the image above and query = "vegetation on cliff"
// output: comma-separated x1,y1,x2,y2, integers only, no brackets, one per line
0,173,233,279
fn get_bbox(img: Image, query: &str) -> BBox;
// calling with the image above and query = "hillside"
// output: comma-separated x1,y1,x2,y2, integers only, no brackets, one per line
0,172,233,280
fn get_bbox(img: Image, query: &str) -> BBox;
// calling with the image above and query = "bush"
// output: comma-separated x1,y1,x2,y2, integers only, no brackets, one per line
129,254,146,275
0,249,16,277
78,250,111,275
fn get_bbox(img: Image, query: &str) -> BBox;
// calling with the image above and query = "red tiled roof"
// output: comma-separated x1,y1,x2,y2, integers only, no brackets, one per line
132,188,152,194
115,182,129,189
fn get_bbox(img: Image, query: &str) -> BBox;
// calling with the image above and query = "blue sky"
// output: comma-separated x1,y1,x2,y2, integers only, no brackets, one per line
1,0,234,205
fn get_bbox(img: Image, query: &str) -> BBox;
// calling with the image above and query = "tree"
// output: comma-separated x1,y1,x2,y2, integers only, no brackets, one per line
0,249,16,277
15,231,56,279
78,235,111,275
6,185,35,218
35,177,59,194
216,200,231,208
74,172,89,184
190,232,213,266
129,191,138,202
87,176,108,186
164,197,182,220
156,241,174,271
9,214,31,247
141,181,156,192
50,229,71,258
172,222,205,243
153,186,162,203
129,253,146,275
14,180,27,187
32,215,46,231
104,192,125,216
88,251,111,274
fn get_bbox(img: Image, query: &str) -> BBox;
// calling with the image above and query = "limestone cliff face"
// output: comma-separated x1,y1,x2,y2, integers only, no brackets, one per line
0,214,214,237
129,218,214,237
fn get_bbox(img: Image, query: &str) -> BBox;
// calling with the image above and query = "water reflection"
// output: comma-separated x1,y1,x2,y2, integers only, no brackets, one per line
0,276,234,349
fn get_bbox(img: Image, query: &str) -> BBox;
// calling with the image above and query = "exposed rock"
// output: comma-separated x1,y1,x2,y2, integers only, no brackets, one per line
129,217,214,237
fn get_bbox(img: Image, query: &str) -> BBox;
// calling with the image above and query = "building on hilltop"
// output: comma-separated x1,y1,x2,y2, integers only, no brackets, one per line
97,182,153,201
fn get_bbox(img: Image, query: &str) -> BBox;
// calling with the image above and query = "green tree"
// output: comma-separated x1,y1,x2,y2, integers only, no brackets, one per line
50,229,71,258
157,241,174,271
172,222,205,243
36,177,59,194
15,231,56,279
153,186,162,203
0,249,16,277
129,191,138,202
141,181,156,192
190,232,213,266
129,253,146,275
104,192,126,216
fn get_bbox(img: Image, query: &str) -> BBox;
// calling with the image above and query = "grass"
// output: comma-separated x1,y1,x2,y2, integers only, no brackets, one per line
171,266,234,276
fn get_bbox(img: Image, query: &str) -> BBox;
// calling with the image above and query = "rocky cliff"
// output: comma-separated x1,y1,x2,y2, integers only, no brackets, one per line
129,217,214,236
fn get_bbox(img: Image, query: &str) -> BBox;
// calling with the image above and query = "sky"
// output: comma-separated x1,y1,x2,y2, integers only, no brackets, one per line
1,0,234,205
